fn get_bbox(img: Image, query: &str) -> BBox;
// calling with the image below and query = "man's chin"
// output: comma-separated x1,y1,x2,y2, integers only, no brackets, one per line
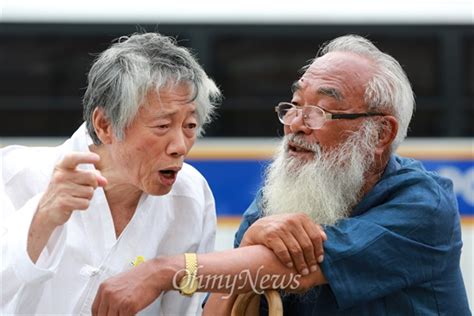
284,153,314,170
146,184,173,196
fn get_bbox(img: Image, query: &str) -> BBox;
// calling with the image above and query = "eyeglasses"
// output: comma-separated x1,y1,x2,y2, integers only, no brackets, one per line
275,102,385,130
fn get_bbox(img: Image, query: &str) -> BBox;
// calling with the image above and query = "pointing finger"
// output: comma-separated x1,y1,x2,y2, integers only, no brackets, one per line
58,152,101,170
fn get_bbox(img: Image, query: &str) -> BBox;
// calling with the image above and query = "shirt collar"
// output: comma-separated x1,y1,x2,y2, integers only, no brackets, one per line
351,154,399,216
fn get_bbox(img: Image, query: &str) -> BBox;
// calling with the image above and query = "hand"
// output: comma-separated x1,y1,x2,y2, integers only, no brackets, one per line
37,152,107,228
92,260,163,316
240,213,327,276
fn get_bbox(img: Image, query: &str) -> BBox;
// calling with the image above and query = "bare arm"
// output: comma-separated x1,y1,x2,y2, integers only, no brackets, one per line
203,213,328,314
240,213,327,275
92,245,327,315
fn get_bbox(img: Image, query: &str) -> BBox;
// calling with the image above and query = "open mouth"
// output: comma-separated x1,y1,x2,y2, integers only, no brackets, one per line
159,169,177,179
158,166,182,186
288,143,314,154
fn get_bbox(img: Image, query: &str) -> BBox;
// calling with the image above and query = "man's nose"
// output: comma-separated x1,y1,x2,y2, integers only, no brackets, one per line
288,111,312,134
167,130,187,157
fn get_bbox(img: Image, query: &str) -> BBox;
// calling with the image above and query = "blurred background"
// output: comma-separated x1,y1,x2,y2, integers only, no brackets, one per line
1,0,473,309
0,0,473,138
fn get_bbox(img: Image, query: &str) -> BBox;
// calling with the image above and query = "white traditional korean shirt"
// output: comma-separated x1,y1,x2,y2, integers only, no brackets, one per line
1,124,216,315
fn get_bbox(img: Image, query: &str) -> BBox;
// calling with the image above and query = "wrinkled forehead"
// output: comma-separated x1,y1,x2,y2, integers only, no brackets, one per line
298,51,377,97
308,52,376,78
158,81,196,102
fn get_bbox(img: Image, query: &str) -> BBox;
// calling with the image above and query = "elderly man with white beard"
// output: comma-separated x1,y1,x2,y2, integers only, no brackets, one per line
91,34,470,315
207,34,470,315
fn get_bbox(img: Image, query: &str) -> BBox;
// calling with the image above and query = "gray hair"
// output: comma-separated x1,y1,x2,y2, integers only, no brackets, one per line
83,32,222,145
314,34,415,151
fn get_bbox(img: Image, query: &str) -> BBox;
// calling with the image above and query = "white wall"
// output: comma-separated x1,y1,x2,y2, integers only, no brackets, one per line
1,0,472,24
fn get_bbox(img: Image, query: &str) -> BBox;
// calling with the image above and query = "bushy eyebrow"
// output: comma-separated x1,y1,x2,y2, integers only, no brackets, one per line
291,82,343,102
291,81,301,94
317,87,343,101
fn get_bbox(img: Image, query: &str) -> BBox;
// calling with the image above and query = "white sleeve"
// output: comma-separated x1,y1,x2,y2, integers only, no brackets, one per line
1,192,68,312
197,180,217,254
189,180,218,315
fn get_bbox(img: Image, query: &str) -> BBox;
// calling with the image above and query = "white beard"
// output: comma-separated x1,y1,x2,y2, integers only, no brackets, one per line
262,121,378,225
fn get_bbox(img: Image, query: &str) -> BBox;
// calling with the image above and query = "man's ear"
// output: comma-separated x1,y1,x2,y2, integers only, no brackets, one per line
375,115,398,156
92,108,113,144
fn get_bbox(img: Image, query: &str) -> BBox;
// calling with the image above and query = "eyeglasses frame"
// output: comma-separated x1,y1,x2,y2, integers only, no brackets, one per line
275,102,385,129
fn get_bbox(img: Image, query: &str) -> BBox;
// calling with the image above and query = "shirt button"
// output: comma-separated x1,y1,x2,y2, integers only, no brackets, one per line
80,265,100,277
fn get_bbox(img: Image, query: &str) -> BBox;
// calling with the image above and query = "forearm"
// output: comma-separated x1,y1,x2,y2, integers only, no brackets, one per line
92,245,327,315
154,245,326,294
27,207,58,263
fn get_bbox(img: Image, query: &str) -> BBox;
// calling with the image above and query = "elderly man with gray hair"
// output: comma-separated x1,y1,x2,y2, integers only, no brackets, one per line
1,32,221,314
223,34,471,315
89,34,469,316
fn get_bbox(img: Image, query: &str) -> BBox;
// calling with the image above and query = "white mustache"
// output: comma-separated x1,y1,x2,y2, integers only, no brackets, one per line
286,134,321,153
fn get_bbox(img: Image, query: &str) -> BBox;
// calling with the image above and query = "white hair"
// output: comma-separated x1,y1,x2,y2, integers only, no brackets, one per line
314,34,415,151
83,32,222,145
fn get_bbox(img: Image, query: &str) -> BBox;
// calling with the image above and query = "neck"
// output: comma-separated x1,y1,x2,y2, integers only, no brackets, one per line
104,185,142,238
361,151,390,198
104,184,142,213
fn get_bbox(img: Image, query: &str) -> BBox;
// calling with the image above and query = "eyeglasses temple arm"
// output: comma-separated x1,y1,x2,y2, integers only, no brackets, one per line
331,113,385,119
